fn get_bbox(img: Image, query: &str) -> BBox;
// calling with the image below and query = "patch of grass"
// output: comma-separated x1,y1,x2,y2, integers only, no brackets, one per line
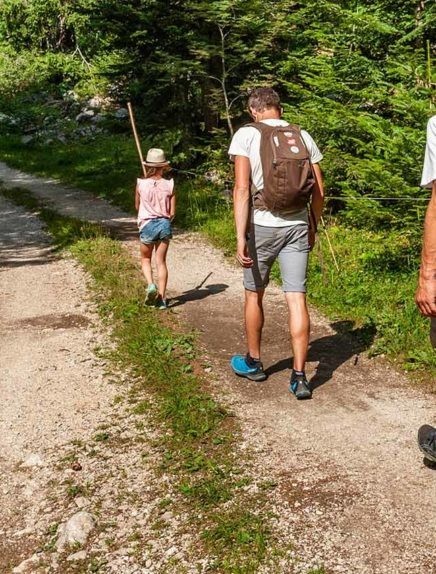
94,431,111,442
2,186,279,572
176,180,235,255
132,399,151,414
201,505,271,573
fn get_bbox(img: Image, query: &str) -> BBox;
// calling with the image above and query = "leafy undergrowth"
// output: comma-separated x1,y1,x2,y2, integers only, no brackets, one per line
2,186,287,572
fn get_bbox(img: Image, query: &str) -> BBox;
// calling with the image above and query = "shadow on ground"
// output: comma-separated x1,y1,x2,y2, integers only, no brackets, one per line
170,283,229,307
265,320,376,389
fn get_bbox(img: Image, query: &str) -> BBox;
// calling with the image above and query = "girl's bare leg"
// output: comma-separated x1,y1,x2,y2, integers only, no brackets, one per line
140,243,155,285
155,240,170,299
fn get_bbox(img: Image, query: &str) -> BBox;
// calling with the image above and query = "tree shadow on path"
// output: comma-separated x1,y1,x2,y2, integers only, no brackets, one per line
265,320,376,389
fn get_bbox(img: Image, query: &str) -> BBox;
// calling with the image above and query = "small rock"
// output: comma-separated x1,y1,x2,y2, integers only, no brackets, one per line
74,496,90,509
21,135,34,145
13,527,33,537
64,90,79,101
114,108,128,119
87,96,103,108
0,112,12,123
12,554,40,573
91,113,105,123
204,367,212,373
71,461,82,471
76,110,95,122
56,511,95,551
21,453,44,467
67,550,87,561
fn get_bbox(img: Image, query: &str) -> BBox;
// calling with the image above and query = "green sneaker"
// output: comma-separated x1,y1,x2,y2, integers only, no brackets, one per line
144,283,158,306
156,297,168,310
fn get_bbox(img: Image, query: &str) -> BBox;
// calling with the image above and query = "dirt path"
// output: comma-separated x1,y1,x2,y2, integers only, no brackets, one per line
1,162,436,573
0,193,116,570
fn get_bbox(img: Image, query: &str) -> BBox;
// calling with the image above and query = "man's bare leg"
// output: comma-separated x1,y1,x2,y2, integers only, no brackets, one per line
245,289,265,360
284,292,310,372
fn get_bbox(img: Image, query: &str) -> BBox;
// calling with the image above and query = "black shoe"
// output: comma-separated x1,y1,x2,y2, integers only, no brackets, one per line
418,425,436,463
289,371,312,400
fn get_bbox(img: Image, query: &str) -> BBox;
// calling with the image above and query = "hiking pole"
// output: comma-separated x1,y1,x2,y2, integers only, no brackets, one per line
194,272,213,290
127,102,146,177
320,216,340,272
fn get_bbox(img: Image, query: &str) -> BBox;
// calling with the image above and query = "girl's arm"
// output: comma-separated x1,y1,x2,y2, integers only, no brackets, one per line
135,184,140,211
170,192,176,221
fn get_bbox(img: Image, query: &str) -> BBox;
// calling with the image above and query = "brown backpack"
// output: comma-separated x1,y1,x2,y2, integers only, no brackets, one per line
248,122,316,213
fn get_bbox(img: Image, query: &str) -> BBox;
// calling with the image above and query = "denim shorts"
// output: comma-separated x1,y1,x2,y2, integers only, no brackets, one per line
139,217,172,244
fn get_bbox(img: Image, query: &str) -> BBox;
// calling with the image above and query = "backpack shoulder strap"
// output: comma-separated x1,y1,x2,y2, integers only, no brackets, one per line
244,121,273,132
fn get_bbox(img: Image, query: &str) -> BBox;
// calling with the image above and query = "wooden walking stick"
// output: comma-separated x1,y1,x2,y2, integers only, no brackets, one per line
127,102,146,177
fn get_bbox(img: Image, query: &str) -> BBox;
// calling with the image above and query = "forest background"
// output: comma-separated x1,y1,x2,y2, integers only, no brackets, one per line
0,0,435,375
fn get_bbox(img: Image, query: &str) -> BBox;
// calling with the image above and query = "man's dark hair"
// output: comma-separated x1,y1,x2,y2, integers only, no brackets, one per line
247,87,281,112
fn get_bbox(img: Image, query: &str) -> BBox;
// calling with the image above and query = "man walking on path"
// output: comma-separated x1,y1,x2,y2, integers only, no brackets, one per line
228,87,324,399
416,115,436,463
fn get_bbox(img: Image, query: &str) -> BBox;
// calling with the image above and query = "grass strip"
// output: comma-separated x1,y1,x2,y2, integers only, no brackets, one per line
1,185,284,572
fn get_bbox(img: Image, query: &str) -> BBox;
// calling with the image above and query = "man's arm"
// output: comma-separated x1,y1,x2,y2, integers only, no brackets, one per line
233,155,253,267
309,163,325,248
416,182,436,316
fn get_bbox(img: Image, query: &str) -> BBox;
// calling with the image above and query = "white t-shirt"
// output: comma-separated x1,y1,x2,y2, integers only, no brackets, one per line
228,118,323,227
421,116,436,189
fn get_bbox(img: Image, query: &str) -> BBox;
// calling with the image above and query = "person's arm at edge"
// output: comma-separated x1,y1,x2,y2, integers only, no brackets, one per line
233,155,253,267
416,182,436,316
309,163,325,248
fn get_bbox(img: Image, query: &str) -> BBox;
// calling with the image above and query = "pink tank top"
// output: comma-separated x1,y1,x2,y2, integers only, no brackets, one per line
137,177,174,230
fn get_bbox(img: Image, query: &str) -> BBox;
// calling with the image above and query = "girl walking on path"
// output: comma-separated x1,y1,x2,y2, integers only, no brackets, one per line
135,148,175,309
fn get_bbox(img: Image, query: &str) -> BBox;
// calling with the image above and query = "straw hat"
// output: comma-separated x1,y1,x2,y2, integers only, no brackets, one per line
143,148,170,167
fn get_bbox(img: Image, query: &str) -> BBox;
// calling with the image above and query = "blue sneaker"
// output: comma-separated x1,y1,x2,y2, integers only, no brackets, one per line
289,370,312,400
230,354,267,382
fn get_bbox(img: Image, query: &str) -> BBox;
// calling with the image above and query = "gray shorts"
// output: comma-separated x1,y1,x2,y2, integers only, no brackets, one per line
243,223,309,292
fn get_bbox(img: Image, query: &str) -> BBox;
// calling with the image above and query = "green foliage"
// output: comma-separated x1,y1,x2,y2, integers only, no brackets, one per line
1,0,434,223
201,506,271,572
